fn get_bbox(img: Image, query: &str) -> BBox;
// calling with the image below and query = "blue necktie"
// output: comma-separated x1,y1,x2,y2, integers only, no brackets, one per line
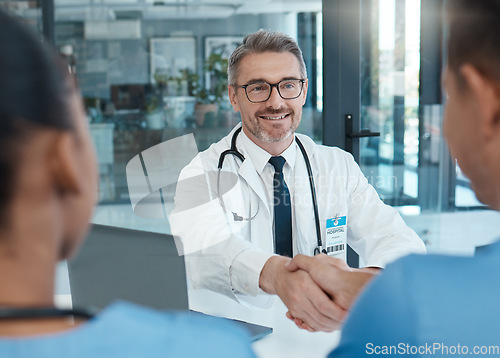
269,156,292,257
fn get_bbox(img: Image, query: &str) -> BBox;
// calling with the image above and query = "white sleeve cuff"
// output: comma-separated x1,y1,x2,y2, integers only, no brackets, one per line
230,249,273,297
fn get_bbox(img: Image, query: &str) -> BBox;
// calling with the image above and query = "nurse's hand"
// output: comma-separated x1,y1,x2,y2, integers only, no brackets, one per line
259,255,347,332
284,254,377,330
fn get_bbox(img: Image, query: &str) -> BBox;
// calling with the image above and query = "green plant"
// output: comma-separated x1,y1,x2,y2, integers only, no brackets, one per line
146,72,168,113
153,68,199,98
179,68,199,96
145,93,161,113
195,53,228,105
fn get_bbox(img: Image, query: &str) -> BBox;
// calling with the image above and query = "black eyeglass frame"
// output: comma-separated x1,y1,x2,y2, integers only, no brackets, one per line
238,79,306,103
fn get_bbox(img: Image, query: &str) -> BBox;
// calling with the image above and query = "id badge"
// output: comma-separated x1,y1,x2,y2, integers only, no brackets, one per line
325,215,347,258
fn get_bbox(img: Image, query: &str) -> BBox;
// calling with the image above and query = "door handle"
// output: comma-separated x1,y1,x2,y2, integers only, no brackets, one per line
344,114,381,154
346,129,381,138
345,114,380,138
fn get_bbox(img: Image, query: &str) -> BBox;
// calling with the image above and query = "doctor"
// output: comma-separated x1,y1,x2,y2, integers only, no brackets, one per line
170,29,425,332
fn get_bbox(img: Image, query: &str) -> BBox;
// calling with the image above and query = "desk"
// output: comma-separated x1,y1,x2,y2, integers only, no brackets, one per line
56,290,339,358
189,290,339,358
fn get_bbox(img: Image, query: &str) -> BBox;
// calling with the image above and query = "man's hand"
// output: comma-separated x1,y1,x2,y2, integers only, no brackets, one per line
259,256,347,332
286,254,377,313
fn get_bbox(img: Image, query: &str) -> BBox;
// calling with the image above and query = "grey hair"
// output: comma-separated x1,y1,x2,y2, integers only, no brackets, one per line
228,29,307,86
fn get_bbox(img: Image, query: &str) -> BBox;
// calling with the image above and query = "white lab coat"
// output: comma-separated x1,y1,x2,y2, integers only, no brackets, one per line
170,124,426,307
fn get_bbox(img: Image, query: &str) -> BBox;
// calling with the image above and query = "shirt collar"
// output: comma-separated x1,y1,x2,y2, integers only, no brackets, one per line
239,129,297,175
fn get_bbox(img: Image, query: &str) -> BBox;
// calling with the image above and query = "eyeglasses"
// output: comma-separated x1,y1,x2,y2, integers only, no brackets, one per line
239,79,305,103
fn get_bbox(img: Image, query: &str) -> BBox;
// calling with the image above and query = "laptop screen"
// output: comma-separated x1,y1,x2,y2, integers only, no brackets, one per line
68,224,189,311
68,224,273,341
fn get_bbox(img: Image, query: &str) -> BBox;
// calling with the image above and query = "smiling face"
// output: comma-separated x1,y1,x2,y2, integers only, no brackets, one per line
228,51,308,154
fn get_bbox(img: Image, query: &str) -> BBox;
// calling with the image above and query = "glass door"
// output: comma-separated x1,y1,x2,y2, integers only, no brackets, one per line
323,0,426,206
323,0,500,255
358,0,421,206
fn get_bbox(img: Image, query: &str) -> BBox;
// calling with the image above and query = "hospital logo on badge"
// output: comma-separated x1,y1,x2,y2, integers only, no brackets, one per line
326,215,346,228
325,214,347,256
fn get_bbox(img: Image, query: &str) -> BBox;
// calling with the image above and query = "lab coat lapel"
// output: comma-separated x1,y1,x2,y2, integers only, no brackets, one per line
237,158,270,217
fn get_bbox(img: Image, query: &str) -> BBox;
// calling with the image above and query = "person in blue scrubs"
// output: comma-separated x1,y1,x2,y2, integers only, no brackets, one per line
287,0,500,356
0,10,255,358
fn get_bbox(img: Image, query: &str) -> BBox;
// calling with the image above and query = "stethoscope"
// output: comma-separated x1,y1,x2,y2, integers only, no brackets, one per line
217,126,327,255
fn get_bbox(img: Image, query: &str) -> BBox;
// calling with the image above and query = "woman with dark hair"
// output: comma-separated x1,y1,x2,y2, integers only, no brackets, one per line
0,10,254,358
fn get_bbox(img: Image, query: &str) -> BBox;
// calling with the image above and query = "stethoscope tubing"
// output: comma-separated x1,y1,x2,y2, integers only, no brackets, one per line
217,126,325,254
295,138,326,255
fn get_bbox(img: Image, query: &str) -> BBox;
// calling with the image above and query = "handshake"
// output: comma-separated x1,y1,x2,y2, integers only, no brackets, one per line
259,254,379,332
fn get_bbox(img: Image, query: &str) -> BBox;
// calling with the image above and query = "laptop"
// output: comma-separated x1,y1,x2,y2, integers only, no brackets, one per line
68,224,272,341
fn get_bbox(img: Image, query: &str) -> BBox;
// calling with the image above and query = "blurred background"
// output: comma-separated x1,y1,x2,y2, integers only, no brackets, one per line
2,0,498,256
